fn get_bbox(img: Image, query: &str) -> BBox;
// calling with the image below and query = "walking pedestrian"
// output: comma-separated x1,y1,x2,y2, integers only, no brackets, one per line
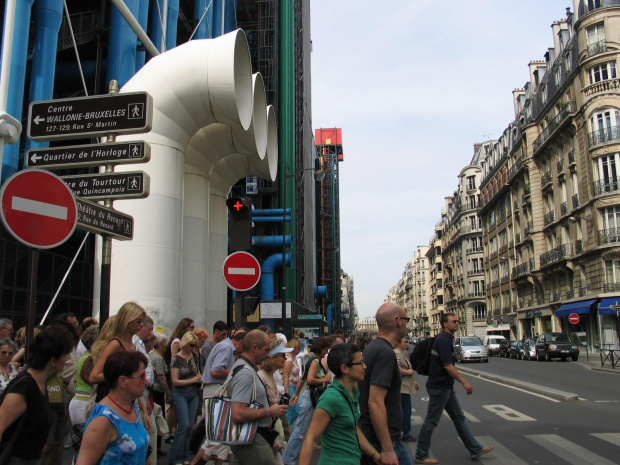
395,337,419,442
199,321,229,372
414,313,493,464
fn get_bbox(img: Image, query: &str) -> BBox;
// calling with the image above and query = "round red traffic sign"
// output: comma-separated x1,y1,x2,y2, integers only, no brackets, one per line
223,251,261,291
0,169,77,249
568,313,580,325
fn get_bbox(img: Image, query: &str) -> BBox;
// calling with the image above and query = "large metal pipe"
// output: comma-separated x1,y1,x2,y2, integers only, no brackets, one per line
135,0,150,70
110,0,159,58
108,0,140,86
261,253,292,300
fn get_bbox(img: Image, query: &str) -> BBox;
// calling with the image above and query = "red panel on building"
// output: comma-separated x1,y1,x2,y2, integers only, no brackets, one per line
315,128,344,162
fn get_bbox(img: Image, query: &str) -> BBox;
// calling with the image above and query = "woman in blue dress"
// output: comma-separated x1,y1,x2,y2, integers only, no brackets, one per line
77,351,150,465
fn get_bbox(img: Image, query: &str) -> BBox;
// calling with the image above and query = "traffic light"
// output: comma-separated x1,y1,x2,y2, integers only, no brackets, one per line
226,197,252,252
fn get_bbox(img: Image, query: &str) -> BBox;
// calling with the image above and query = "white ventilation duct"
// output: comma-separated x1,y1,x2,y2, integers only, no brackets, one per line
93,30,262,329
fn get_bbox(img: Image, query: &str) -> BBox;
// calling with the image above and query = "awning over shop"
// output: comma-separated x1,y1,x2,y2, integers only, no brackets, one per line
555,299,597,317
598,298,620,315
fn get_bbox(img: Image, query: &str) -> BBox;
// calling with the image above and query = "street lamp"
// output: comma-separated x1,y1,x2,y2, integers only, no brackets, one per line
281,164,325,335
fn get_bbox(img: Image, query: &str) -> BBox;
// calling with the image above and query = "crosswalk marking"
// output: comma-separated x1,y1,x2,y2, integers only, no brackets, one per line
475,436,527,465
525,434,617,465
482,404,536,422
591,432,620,446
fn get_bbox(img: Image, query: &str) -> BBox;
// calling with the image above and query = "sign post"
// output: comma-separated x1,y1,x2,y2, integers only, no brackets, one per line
223,252,261,330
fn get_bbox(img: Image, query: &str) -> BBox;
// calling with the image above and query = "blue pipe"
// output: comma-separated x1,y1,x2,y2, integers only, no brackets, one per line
326,303,334,331
253,216,291,223
252,235,291,247
260,252,291,300
149,0,164,51
1,0,35,182
223,0,237,34
314,286,328,299
107,0,140,86
253,209,292,215
193,0,209,39
23,0,64,156
166,0,180,50
135,0,150,70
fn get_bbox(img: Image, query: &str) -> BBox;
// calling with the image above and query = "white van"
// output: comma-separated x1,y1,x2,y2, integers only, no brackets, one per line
483,335,507,356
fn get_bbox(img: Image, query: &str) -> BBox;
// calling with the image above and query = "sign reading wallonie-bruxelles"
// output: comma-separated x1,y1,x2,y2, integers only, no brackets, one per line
27,92,152,141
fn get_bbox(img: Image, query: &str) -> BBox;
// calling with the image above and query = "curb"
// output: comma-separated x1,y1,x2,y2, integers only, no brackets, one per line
458,367,579,401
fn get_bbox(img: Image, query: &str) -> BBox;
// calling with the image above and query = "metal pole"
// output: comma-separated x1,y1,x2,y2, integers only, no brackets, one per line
281,162,287,335
235,291,244,330
25,248,39,365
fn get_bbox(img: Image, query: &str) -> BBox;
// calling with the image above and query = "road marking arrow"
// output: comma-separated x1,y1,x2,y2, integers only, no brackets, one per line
30,153,42,164
33,115,45,125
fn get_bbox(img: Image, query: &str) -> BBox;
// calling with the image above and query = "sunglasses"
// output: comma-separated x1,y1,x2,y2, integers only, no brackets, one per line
190,344,197,348
272,353,286,358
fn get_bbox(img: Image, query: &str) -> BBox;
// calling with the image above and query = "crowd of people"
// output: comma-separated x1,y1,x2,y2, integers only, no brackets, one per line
0,302,494,465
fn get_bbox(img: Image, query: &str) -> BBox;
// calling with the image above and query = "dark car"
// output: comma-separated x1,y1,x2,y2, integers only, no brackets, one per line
535,333,580,361
498,339,512,358
509,340,524,359
522,338,537,360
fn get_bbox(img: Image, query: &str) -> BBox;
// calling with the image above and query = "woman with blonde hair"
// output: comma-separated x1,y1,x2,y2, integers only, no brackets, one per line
88,302,150,431
282,338,302,425
169,331,202,465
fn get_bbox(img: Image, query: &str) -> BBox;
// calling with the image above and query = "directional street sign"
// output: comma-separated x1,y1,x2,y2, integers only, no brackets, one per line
61,171,150,200
26,141,150,170
568,313,580,325
223,251,261,291
28,92,152,141
76,198,133,240
0,170,77,249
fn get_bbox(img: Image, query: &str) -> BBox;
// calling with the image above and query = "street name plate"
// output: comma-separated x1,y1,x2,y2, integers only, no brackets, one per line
28,92,152,141
76,197,133,240
61,171,150,200
26,141,150,169
298,314,323,320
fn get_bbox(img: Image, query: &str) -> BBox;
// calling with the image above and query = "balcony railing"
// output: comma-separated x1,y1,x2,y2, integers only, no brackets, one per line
594,177,620,195
575,239,583,254
544,210,555,225
572,193,580,209
468,291,485,298
557,159,565,173
525,220,534,234
500,242,508,252
465,246,483,254
599,227,620,245
533,102,575,152
589,125,620,147
568,150,575,165
512,262,529,278
492,279,500,287
560,201,568,216
540,243,572,267
587,40,607,57
529,258,535,272
583,77,620,98
467,269,484,276
541,170,553,187
508,157,524,181
500,276,509,284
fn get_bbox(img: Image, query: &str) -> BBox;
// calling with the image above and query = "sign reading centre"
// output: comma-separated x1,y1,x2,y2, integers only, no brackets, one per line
28,92,152,141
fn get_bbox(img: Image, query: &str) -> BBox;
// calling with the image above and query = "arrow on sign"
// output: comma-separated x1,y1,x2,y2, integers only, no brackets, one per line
33,115,45,125
30,153,42,164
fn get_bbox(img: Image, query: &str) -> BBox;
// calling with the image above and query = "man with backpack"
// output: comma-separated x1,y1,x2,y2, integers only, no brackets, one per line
414,313,493,464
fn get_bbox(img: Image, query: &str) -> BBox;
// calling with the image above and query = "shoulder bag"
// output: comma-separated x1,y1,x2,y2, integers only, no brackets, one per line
204,365,262,445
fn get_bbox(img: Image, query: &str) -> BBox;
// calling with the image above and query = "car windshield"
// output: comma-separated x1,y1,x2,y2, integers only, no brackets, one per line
548,334,570,342
461,337,483,346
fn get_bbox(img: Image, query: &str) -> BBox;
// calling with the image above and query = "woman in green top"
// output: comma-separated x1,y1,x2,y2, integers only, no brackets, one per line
299,343,381,465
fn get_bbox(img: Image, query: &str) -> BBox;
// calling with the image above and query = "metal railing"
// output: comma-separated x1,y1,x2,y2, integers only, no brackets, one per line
533,102,574,152
589,125,620,147
467,269,484,276
525,220,534,234
468,291,485,298
508,158,524,181
557,159,565,173
572,193,580,209
604,282,620,292
594,177,620,195
568,150,575,165
575,239,583,254
599,227,620,245
544,210,555,225
541,171,553,187
540,243,572,267
587,40,607,58
513,262,529,277
465,247,483,254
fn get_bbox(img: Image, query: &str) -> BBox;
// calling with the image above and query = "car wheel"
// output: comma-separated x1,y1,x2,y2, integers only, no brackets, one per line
537,351,544,361
519,353,523,360
545,351,552,362
572,356,579,362
483,358,489,363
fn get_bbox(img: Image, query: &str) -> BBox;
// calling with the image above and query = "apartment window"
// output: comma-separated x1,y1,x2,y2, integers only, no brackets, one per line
492,266,499,282
602,206,620,230
467,176,476,190
587,23,605,54
596,153,620,188
468,195,476,209
493,294,501,312
588,62,617,85
572,172,579,197
605,259,620,284
469,216,477,230
590,109,620,136
541,84,547,106
499,230,508,248
555,66,562,86
473,304,486,319
564,49,573,74
491,237,498,254
489,210,496,227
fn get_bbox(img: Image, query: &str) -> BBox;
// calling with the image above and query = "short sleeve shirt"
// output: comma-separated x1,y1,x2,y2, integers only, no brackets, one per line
315,379,361,465
358,337,403,442
171,355,199,390
200,340,216,372
228,358,270,428
426,331,455,389
202,339,236,385
149,352,168,392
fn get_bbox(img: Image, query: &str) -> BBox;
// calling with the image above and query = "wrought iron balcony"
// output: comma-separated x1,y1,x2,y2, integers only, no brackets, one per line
467,269,484,276
500,276,509,284
557,159,565,173
468,291,486,298
605,282,620,292
561,201,568,216
594,177,620,195
566,290,574,300
525,220,534,234
532,102,575,153
579,286,589,297
589,125,620,147
529,258,535,272
491,279,500,287
508,157,524,181
500,242,508,253
544,210,555,225
540,243,572,267
568,150,575,165
599,227,620,245
512,262,529,278
575,239,583,254
466,246,483,254
541,171,553,187
587,40,607,58
572,193,580,209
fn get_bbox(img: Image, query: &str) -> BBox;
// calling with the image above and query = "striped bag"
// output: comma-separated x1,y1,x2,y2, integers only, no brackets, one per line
204,365,262,445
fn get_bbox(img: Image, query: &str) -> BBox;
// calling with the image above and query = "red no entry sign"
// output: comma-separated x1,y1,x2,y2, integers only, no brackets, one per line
223,251,261,291
0,170,77,249
568,313,580,325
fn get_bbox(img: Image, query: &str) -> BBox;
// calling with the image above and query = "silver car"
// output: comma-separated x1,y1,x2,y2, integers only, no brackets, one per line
455,336,489,363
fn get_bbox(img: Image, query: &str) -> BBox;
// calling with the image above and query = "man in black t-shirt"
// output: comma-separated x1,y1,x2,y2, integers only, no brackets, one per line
414,313,493,464
358,302,412,465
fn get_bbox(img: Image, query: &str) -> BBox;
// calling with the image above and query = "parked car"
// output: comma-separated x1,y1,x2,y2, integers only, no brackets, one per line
498,339,513,358
509,340,524,359
535,333,580,361
522,338,537,360
454,336,488,363
483,335,507,356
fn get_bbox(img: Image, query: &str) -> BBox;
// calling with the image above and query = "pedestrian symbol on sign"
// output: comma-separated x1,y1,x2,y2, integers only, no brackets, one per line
129,143,141,158
128,103,144,119
124,220,132,235
128,176,140,190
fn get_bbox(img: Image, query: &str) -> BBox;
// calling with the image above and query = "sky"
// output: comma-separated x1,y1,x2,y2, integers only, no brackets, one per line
309,0,573,318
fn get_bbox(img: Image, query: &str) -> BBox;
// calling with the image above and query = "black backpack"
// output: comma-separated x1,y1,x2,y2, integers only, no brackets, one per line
409,337,435,376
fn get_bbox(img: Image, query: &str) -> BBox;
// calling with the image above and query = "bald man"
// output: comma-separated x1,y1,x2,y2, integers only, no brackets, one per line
358,303,412,465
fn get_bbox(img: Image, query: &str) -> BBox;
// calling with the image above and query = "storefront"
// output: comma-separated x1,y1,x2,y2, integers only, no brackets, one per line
597,298,620,350
555,299,597,352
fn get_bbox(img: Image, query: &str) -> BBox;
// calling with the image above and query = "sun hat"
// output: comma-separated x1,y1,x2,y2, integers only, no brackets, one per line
270,343,294,357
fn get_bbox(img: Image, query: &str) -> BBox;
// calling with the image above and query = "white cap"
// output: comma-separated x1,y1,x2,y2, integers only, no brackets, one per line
269,343,294,357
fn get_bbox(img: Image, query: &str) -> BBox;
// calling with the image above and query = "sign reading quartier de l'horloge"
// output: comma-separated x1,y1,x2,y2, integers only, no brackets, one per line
26,141,150,170
27,92,152,141
61,171,150,200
